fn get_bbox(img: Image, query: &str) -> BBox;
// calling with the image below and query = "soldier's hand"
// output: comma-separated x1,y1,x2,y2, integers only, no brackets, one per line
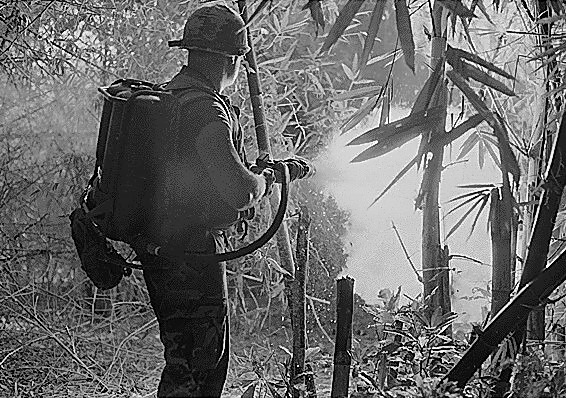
261,168,276,197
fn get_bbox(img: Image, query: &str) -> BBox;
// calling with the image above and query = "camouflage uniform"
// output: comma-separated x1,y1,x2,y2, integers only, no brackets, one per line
142,232,229,397
141,65,264,397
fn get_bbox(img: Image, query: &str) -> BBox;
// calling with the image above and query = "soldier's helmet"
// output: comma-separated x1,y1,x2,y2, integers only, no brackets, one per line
168,4,250,56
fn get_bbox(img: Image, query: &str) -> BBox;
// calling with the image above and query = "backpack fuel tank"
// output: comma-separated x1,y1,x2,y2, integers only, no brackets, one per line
85,79,178,243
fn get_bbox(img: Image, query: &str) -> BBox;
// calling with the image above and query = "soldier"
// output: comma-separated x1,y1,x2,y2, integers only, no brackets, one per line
141,4,275,397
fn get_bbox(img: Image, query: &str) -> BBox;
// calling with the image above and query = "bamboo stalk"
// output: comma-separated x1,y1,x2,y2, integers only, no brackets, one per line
331,276,354,398
421,1,451,323
489,186,512,317
237,0,295,278
286,207,311,398
446,109,566,388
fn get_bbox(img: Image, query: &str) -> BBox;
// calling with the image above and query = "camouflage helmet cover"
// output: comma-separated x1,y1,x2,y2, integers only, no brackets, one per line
168,4,250,56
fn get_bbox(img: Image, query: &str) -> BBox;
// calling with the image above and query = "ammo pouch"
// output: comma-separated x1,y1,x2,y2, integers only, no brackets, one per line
69,207,131,290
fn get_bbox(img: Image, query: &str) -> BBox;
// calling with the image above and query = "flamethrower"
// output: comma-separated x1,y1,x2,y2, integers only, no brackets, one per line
137,155,315,263
253,154,315,183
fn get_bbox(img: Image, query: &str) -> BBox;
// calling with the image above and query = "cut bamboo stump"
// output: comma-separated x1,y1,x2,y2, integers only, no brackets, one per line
286,207,312,398
331,276,354,398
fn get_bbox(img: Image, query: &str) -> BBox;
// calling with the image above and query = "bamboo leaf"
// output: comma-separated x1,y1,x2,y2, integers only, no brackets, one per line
446,195,486,240
444,191,485,218
468,193,490,238
492,114,520,180
360,0,388,70
536,15,566,24
458,61,516,96
367,47,402,66
340,94,383,134
279,41,297,70
277,112,295,137
241,0,271,31
432,114,485,149
447,69,491,117
449,253,487,265
319,0,366,53
481,130,503,170
259,55,291,67
394,0,415,72
271,12,281,33
471,0,493,24
446,45,514,80
446,188,490,204
461,17,476,51
479,130,497,146
545,81,566,98
536,50,563,73
438,0,476,18
414,66,447,170
347,106,445,146
341,63,357,81
331,85,382,101
241,383,257,398
267,381,283,398
302,0,325,35
529,42,566,63
350,128,420,162
458,183,499,189
450,12,457,37
367,155,420,207
529,43,566,61
457,130,480,160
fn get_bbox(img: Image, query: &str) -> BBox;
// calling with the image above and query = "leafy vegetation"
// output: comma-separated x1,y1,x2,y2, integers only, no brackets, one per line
3,0,566,397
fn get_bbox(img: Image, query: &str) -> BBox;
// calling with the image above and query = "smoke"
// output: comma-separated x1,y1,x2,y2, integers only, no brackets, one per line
309,107,494,322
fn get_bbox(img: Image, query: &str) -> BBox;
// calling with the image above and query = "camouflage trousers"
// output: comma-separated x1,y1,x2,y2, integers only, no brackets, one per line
142,231,229,397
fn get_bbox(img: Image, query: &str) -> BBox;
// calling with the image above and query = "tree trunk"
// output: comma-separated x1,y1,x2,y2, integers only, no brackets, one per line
331,277,354,398
421,2,451,323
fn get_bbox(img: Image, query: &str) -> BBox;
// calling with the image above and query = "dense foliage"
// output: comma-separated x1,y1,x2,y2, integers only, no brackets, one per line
4,0,566,396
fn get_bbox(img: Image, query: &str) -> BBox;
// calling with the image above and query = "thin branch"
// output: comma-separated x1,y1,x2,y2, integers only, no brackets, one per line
0,0,56,57
391,221,423,283
307,296,333,344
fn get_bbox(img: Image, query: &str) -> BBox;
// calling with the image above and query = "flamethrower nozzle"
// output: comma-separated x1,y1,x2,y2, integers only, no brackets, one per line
255,155,315,183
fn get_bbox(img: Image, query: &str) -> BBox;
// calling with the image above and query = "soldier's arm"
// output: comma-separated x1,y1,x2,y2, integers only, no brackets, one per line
193,100,269,211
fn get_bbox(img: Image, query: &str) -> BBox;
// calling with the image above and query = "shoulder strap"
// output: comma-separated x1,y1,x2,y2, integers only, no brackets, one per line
172,87,248,163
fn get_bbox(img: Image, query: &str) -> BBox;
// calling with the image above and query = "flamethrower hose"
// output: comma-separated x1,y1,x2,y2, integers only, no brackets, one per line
138,163,290,263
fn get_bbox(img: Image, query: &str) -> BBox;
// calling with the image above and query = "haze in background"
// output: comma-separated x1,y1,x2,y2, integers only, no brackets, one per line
311,107,499,323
